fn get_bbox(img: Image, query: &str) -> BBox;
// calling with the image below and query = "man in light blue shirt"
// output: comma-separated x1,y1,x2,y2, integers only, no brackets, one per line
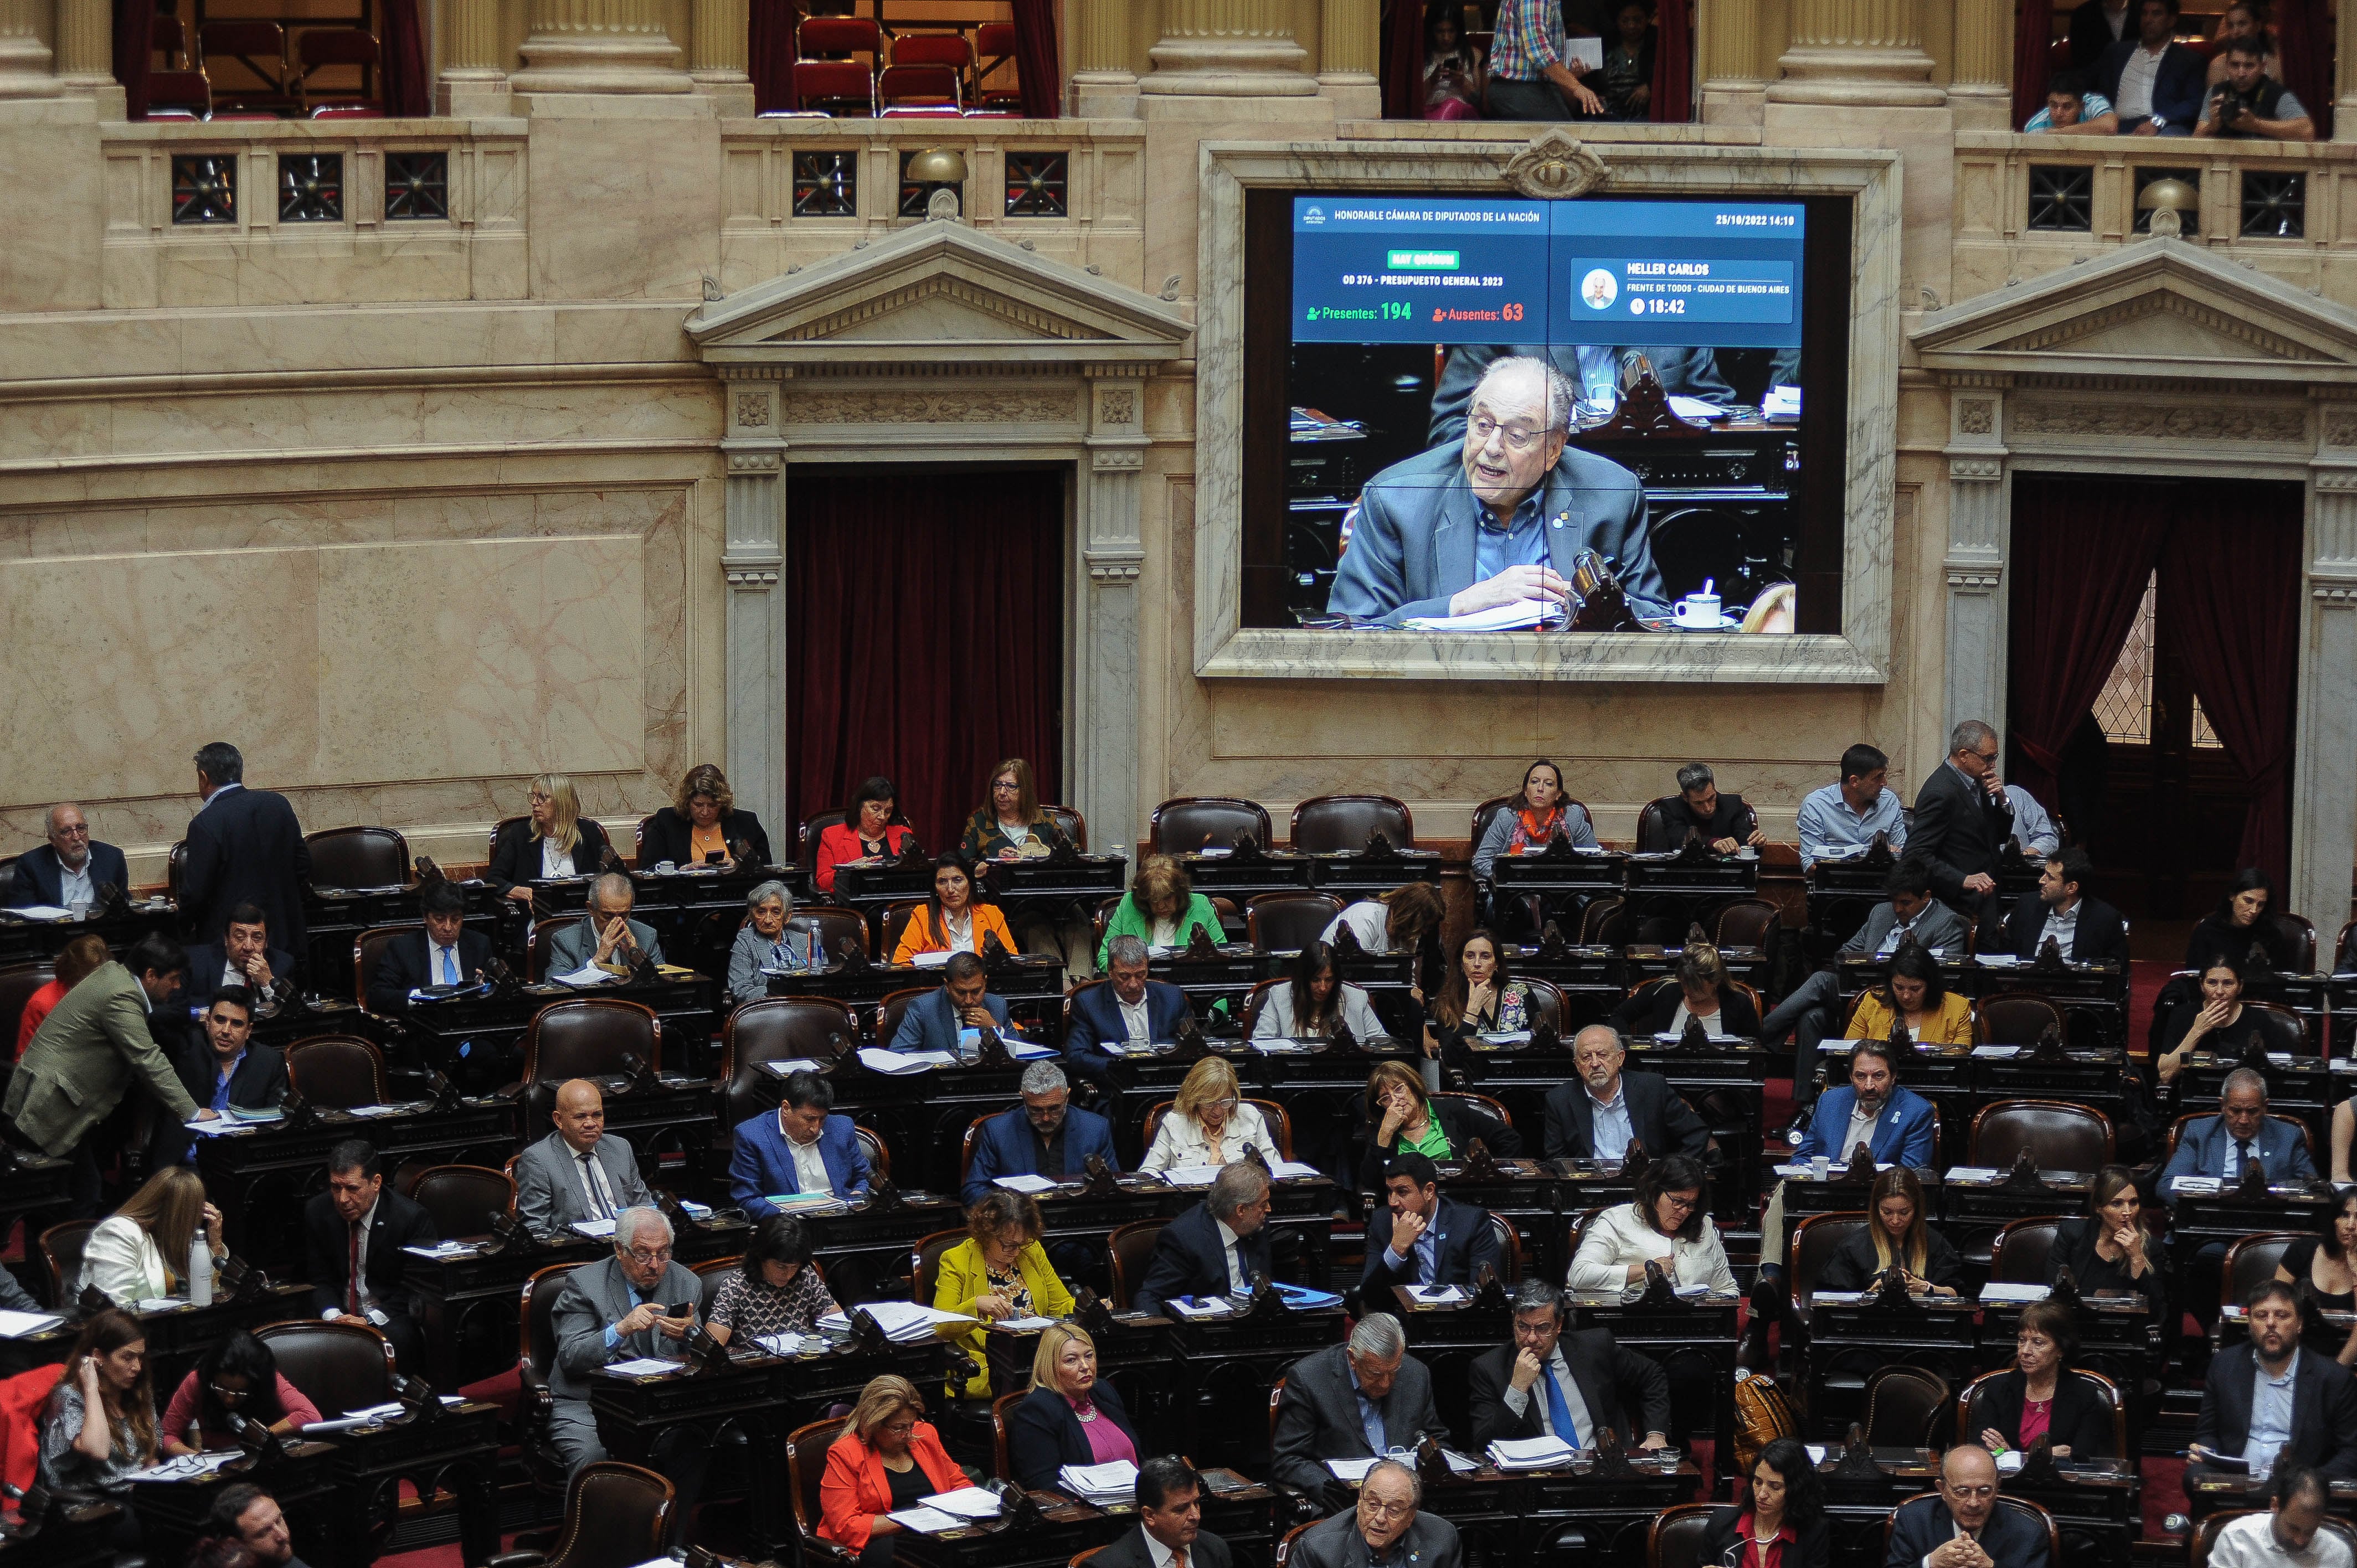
2005,785,2061,857
1471,488,1553,588
1796,742,1907,869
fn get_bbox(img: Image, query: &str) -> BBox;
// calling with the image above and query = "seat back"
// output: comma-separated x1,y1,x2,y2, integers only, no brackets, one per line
912,1228,966,1308
1788,1211,1869,1307
1107,1219,1164,1309
1973,994,2065,1046
1430,1090,1516,1145
527,915,579,983
889,31,972,69
1861,1363,1949,1447
2195,1510,2357,1568
693,1254,743,1317
878,986,932,1049
2267,912,2318,973
1512,977,1566,1035
877,63,960,108
796,14,881,56
1578,895,1627,945
519,1261,574,1403
353,925,411,1008
548,1462,675,1568
878,901,925,961
2225,1231,2306,1312
1151,797,1272,854
1647,1503,1722,1568
1244,891,1344,955
788,904,871,962
788,1417,850,1551
257,1319,395,1414
524,998,660,1082
791,58,874,110
408,1164,515,1238
38,1220,96,1307
1712,899,1779,948
1485,1210,1523,1283
799,811,848,870
1289,795,1416,854
305,826,410,888
990,1390,1023,1479
0,960,57,1050
1469,795,1520,858
1238,979,1283,1036
1968,1099,2114,1172
858,1126,891,1182
199,18,287,94
722,997,858,1125
1988,1218,2061,1283
1634,799,1680,853
1960,1366,2125,1461
1041,805,1087,852
145,68,212,115
285,1034,388,1108
2246,1000,2312,1053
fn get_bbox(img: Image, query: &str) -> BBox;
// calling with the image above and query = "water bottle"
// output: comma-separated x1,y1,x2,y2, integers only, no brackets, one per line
810,933,826,972
188,1238,214,1308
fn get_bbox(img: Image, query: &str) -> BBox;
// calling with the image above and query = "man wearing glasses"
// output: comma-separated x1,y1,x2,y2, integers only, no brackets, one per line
1907,720,2021,945
1468,1280,1669,1451
1326,356,1663,628
1291,1458,1462,1568
547,1205,701,1477
7,803,128,912
1883,1443,2050,1568
1135,1162,1276,1317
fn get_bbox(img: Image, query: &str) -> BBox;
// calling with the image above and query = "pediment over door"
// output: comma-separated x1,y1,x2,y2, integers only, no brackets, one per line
687,219,1192,370
1912,237,2357,386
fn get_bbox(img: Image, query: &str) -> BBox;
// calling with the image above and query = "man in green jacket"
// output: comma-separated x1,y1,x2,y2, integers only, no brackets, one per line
6,932,212,1215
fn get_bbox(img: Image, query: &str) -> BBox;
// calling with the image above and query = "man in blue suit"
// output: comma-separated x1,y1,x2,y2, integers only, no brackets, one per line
2160,1069,2314,1326
1136,1163,1276,1317
962,1061,1120,1206
728,1069,870,1214
891,952,1016,1056
1881,1445,2050,1568
1796,1038,1936,1168
1064,936,1191,1094
8,804,130,910
1361,1150,1502,1293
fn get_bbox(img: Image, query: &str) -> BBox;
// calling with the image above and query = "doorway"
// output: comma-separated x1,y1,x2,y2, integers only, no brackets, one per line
784,465,1068,854
2005,473,2302,926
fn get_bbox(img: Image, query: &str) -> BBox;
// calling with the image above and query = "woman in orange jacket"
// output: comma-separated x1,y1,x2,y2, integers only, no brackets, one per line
818,1374,976,1566
893,854,1016,965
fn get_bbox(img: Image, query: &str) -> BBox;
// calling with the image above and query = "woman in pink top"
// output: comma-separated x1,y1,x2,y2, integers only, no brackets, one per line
159,1332,320,1455
1005,1323,1137,1490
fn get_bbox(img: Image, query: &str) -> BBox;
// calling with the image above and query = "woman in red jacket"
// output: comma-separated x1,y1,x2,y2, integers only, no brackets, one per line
819,1374,976,1567
813,777,920,898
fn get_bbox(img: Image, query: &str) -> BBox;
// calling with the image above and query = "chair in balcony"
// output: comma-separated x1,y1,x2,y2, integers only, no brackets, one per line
145,68,213,118
792,59,874,116
198,18,291,113
878,33,965,116
974,21,1022,110
295,27,382,116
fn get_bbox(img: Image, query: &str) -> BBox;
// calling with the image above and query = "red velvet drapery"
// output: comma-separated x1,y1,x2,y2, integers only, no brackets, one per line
380,0,430,115
1011,0,1059,117
1650,0,1692,122
1381,0,1429,119
2272,0,2333,139
111,0,152,117
2012,0,2056,131
750,0,802,113
2157,486,2302,891
785,468,1066,855
2004,476,2172,807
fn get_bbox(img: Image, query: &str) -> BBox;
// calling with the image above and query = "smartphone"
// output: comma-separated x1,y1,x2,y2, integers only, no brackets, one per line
704,850,725,865
664,1302,693,1319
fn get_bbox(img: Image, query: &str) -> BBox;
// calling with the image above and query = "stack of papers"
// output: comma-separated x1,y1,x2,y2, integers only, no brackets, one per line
1972,1045,2022,1059
858,1048,955,1074
127,1452,240,1482
1668,394,1725,422
303,1395,465,1434
404,1240,479,1260
551,964,619,986
1265,1158,1323,1180
1401,599,1552,633
1160,1165,1227,1187
992,1174,1060,1194
1763,384,1802,419
1976,954,2023,969
754,1331,807,1355
994,1316,1057,1332
1980,1282,2050,1304
344,1104,404,1118
0,1309,64,1338
1946,1167,2003,1183
1325,1457,1380,1482
1408,1285,1467,1305
1249,1039,1315,1055
759,1058,827,1077
1059,1460,1139,1505
885,1489,1003,1531
1488,1436,1578,1471
2172,1176,2225,1195
605,1357,687,1377
817,1302,975,1343
764,1192,850,1215
909,952,954,969
1653,1030,1730,1044
884,1507,969,1535
4,904,74,921
572,1218,619,1239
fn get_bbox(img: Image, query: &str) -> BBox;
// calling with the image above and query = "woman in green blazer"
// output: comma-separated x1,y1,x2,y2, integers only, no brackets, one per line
1097,854,1224,968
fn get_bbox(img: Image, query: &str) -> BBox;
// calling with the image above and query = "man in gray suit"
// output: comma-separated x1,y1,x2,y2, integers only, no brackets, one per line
1289,1459,1461,1568
1327,357,1665,628
516,1079,655,1234
547,1205,701,1477
1759,857,1970,1108
1427,342,1737,447
1272,1314,1443,1514
545,874,665,978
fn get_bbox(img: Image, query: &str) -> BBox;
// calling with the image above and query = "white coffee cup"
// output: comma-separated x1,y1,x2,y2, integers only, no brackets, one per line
1674,592,1722,628
1809,1155,1830,1179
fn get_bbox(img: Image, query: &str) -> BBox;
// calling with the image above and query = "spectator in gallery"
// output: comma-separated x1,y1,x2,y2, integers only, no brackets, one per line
2025,69,2119,132
1591,0,1656,121
1422,4,1485,120
2204,1,2279,86
2195,38,2315,140
2096,0,2209,136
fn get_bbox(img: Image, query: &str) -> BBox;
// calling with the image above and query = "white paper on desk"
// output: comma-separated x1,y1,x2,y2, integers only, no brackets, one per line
759,1058,826,1077
754,1332,806,1356
764,1192,848,1215
1945,1167,2002,1183
1409,1285,1468,1304
1995,1450,2025,1475
344,1103,403,1118
572,1218,619,1239
302,1400,408,1433
605,1357,687,1377
1654,1030,1730,1044
886,1507,966,1535
127,1451,239,1483
404,1241,477,1260
137,1297,185,1314
1268,1158,1324,1180
1161,1165,1226,1187
1325,1457,1379,1483
1805,1445,1828,1464
183,1117,249,1136
2335,1058,2357,1075
1167,1297,1236,1319
5,904,72,921
1477,1030,1534,1046
1981,1282,2050,1304
1810,1291,1867,1306
0,1309,63,1338
1976,954,2023,968
552,964,618,986
1763,385,1802,418
1486,1436,1576,1470
1772,1164,1846,1179
1972,1045,2022,1059
992,1173,1058,1194
1250,1039,1315,1055
2269,1051,2297,1066
819,1302,975,1338
994,1316,1057,1332
1192,848,1233,859
1667,395,1726,422
858,1048,955,1074
2173,1176,2226,1195
1402,598,1550,633
910,951,953,969
924,1489,1005,1520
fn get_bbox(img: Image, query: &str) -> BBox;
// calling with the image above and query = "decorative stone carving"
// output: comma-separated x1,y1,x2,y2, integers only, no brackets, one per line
777,277,1114,344
1100,388,1138,425
725,450,780,472
1957,399,1995,435
735,393,770,429
1949,457,2002,481
1501,131,1608,201
2323,416,2357,448
2009,400,2304,442
1092,448,1146,471
792,390,1081,425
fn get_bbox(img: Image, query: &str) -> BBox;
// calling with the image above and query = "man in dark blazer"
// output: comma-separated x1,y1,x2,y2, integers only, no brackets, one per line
891,952,1014,1056
961,1061,1120,1206
1882,1445,2051,1568
1467,1280,1670,1449
184,903,299,1020
1908,720,2015,937
182,741,310,956
1653,764,1765,853
1289,1460,1461,1568
1092,1458,1234,1568
2096,0,2209,134
302,1139,438,1373
2159,1069,2317,1201
1327,357,1666,627
543,874,665,977
1063,936,1192,1092
727,1070,869,1213
2195,1282,2357,1479
1272,1314,1444,1513
1136,1164,1274,1316
1542,1025,1708,1163
7,803,128,910
366,881,494,1010
155,987,286,1167
1362,1151,1502,1293
2003,848,2129,966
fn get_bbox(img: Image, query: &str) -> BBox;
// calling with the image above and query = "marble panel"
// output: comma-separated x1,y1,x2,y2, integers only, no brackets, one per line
527,110,721,303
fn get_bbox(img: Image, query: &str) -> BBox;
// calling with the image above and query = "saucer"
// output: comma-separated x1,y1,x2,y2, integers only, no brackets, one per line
1671,612,1738,631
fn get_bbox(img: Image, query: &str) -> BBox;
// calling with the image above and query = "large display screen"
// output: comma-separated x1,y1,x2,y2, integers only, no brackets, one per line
1242,190,1849,637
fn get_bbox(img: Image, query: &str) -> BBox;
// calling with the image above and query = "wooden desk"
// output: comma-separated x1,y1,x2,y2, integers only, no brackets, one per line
981,855,1130,917
0,1497,126,1568
1567,1288,1742,1447
126,1440,342,1567
765,956,1068,1038
1305,848,1444,899
0,1285,315,1392
1806,1290,1979,1437
0,898,178,963
1413,1457,1702,1565
1169,848,1315,902
318,1397,502,1566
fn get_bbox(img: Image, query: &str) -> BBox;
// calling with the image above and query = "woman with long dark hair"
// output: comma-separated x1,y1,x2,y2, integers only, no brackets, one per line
39,1308,157,1544
2049,1165,2165,1321
1252,940,1382,1042
1700,1437,1830,1567
891,853,1015,964
1843,940,1973,1046
2187,867,2297,972
2275,1188,2357,1365
706,1214,839,1345
161,1329,319,1454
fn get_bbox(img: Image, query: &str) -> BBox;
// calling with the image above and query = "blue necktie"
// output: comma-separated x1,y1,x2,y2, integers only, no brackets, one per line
441,946,458,985
1543,1361,1579,1448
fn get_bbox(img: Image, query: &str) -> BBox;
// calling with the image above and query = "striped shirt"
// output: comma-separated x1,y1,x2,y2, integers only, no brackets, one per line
1489,0,1566,82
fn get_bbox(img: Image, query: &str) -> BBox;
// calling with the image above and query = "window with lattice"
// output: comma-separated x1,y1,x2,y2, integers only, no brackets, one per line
2090,570,2226,748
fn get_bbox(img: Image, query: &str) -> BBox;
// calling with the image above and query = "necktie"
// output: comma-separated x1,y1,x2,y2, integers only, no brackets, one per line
440,945,458,985
1543,1362,1579,1448
346,1220,362,1314
2236,1138,2252,1175
1172,1549,1188,1568
581,1152,615,1218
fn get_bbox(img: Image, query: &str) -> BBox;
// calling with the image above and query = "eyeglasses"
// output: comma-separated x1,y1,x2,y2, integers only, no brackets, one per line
1468,415,1546,451
624,1246,674,1265
1945,1485,1996,1502
993,781,1021,793
1360,1497,1416,1520
207,1382,251,1399
1659,1193,1700,1213
52,823,89,837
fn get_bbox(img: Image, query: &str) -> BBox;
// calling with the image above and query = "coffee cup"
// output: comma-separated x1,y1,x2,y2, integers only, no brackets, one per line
1673,592,1722,628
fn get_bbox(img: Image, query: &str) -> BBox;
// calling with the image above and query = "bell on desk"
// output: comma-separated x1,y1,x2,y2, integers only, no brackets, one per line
1634,1257,1681,1307
1180,925,1222,962
2032,936,2069,973
1860,833,1895,871
2234,1155,2272,1198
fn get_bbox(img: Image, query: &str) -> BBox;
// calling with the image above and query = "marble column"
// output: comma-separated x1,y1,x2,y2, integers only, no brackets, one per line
1069,0,1138,117
1941,387,2009,740
1947,0,2010,128
1695,0,1767,124
687,0,753,111
2293,458,2357,932
1767,0,1943,106
438,0,513,115
2338,24,2357,142
0,0,56,99
53,0,114,102
511,0,690,95
1079,372,1150,864
1316,0,1380,118
1141,0,1315,96
721,375,790,841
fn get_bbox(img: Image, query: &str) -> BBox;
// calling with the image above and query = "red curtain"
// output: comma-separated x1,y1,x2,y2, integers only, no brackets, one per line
2272,0,2332,139
750,0,801,113
111,0,152,118
1381,0,1428,120
1650,0,1692,122
1012,0,1059,117
2012,0,2055,133
785,468,1066,856
2157,485,2302,891
2005,476,2172,807
380,0,430,115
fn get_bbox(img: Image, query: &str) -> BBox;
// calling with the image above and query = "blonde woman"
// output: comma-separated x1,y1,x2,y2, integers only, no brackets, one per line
1818,1166,1962,1296
1005,1323,1138,1490
1141,1057,1277,1173
818,1374,976,1567
83,1165,224,1308
487,773,613,902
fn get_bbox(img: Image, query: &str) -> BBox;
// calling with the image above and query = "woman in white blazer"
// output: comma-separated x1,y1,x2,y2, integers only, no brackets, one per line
1566,1154,1737,1296
1141,1058,1279,1174
82,1167,223,1308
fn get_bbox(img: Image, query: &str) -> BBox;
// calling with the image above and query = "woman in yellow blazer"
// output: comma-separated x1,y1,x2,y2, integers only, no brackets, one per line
894,854,1018,966
1843,940,1974,1048
932,1190,1073,1399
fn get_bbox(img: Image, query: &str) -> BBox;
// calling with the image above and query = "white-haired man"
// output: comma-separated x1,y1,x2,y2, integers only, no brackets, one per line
547,1205,701,1476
